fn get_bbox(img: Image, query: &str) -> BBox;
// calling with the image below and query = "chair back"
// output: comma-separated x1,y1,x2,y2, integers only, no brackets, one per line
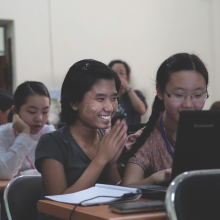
165,169,220,220
4,175,42,220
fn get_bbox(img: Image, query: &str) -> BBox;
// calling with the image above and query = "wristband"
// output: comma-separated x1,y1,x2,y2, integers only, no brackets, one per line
126,87,132,93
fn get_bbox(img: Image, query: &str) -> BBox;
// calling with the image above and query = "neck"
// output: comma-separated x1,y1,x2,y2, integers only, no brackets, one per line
163,111,178,141
69,120,99,145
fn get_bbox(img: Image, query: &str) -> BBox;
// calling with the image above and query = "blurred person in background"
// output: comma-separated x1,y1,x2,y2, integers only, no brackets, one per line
0,89,13,126
109,60,147,124
210,101,220,110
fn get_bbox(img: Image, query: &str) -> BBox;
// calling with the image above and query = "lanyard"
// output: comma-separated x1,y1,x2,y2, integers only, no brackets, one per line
13,129,42,169
159,113,174,159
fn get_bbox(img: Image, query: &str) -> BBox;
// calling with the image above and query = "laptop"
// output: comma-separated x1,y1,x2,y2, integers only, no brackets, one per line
132,110,220,199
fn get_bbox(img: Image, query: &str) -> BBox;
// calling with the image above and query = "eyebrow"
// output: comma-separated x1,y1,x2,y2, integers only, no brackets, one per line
95,93,118,97
172,87,205,91
27,106,50,110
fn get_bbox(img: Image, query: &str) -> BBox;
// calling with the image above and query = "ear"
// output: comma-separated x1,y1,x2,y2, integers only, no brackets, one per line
156,86,164,101
11,105,17,114
70,103,78,110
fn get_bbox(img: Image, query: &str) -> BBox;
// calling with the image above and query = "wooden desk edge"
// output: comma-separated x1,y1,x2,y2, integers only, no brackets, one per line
38,200,168,220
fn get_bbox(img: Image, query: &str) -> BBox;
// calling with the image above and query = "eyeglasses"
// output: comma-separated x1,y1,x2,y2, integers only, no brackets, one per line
164,90,209,102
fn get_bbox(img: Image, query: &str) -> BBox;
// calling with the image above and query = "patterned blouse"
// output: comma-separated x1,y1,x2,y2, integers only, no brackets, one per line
126,120,174,177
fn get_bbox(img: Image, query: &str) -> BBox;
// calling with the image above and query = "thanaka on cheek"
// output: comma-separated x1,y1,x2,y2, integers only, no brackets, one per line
83,104,101,118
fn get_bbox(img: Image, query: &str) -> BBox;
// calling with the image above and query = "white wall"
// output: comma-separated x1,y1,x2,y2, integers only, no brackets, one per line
0,0,219,122
0,0,52,89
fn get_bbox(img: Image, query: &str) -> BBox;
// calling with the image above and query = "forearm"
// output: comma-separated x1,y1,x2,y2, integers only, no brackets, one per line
124,176,154,186
127,90,146,115
0,134,36,180
107,163,121,185
63,157,106,194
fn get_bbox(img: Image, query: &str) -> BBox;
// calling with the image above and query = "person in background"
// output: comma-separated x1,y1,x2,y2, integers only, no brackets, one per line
210,101,220,110
35,59,127,200
121,53,209,186
0,89,13,126
0,81,55,180
109,60,147,124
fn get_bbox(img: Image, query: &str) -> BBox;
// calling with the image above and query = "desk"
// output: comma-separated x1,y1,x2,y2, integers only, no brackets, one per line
38,199,168,220
0,181,9,192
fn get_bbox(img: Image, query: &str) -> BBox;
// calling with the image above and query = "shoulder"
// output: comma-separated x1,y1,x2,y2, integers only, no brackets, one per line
126,126,162,151
0,123,13,132
41,124,56,134
126,126,145,150
134,90,147,107
38,125,69,147
35,126,71,171
134,90,145,97
0,123,13,138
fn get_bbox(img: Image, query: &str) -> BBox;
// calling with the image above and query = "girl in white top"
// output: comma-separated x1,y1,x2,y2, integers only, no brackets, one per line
0,81,55,180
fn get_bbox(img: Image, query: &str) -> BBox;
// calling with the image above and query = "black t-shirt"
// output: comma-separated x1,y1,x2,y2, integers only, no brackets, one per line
35,125,107,188
112,90,148,124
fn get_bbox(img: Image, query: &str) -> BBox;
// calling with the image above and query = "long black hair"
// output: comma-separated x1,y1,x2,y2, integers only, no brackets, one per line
60,59,121,126
121,53,209,164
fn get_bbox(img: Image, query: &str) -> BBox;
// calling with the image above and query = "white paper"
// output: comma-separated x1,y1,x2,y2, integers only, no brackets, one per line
45,184,142,206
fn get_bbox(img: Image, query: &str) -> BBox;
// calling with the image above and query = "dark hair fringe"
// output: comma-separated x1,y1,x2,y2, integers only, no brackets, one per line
13,81,50,112
108,60,131,77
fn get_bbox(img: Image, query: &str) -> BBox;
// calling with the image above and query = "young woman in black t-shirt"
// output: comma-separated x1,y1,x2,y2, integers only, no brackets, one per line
35,59,127,196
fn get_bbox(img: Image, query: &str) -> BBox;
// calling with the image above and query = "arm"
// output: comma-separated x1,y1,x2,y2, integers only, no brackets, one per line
39,120,128,195
0,131,36,180
120,77,146,115
122,163,172,186
127,90,146,115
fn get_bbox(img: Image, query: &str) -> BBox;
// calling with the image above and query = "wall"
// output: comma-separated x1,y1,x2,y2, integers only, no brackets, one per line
0,0,219,122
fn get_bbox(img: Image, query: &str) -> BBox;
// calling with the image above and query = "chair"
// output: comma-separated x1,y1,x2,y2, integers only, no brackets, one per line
4,175,42,220
165,169,220,220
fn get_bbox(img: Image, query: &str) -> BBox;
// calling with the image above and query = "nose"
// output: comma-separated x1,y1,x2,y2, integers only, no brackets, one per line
103,99,114,112
182,96,194,108
35,113,43,122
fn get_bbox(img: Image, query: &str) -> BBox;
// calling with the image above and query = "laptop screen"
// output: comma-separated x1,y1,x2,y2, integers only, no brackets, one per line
171,110,220,180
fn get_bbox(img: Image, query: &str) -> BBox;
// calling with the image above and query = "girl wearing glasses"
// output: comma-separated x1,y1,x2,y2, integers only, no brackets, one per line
122,53,209,186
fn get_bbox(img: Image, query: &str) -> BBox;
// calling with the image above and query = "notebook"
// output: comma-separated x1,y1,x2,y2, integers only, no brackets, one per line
45,184,142,206
133,110,220,198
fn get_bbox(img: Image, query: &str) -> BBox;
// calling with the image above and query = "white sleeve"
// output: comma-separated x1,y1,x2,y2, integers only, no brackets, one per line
0,133,37,180
41,124,56,135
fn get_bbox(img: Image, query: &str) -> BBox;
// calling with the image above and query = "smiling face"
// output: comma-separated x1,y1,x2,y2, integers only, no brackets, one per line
157,70,207,129
17,94,50,134
72,79,118,129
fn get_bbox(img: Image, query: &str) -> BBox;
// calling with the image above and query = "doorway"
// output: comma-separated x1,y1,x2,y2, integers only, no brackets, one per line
0,25,12,93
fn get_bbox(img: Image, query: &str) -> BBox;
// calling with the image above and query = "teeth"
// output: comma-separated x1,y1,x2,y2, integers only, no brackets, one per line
100,116,111,120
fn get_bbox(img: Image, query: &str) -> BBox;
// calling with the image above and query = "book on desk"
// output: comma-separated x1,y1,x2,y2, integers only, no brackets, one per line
45,184,142,206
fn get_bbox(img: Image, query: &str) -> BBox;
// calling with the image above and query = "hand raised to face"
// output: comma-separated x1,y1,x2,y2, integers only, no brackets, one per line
12,114,30,135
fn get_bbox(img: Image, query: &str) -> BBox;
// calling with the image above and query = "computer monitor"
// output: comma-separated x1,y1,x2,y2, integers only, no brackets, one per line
171,110,220,180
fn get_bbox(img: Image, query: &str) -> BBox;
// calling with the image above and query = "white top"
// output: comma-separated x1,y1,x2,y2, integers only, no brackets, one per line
0,123,55,180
